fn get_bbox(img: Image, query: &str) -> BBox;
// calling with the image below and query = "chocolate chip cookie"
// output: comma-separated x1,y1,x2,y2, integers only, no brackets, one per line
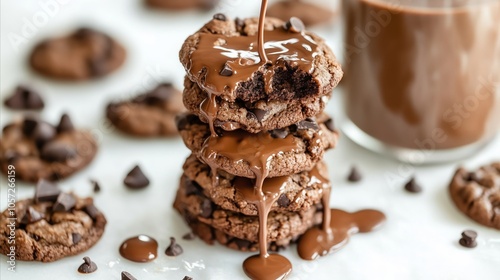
0,115,98,182
449,162,500,230
0,181,107,262
174,176,322,250
179,16,342,104
182,154,329,216
176,113,338,179
30,27,126,81
106,83,184,137
146,0,219,10
183,76,331,133
267,1,336,27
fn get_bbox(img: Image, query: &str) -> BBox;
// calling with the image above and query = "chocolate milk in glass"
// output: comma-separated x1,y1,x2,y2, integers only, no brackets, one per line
342,0,500,162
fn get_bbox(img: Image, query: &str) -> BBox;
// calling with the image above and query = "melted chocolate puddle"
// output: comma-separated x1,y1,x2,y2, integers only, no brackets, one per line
298,208,386,260
119,235,158,262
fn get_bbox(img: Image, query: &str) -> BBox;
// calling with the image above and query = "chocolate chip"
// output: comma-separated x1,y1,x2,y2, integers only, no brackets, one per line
404,177,422,193
296,118,319,130
466,171,481,182
270,129,288,139
347,166,362,182
34,179,61,203
41,142,77,162
22,118,39,136
32,122,56,148
459,230,477,248
277,194,291,207
165,237,183,256
200,199,214,218
220,63,233,76
78,257,98,274
124,165,150,189
20,206,43,225
53,193,76,212
235,17,245,30
121,271,137,280
182,232,196,240
253,109,267,122
72,233,82,244
185,179,203,196
57,113,74,133
234,238,251,249
84,204,100,220
213,13,227,21
183,277,193,280
285,17,305,33
324,118,335,132
4,85,44,110
91,179,101,193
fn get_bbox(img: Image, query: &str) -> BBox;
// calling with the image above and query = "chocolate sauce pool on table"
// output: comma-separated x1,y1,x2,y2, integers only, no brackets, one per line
119,235,158,262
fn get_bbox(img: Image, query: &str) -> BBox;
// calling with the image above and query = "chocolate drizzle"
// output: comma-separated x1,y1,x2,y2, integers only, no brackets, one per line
181,1,383,279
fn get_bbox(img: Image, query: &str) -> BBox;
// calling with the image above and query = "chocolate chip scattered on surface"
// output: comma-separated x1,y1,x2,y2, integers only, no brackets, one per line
347,166,362,182
404,177,422,193
182,232,196,240
4,85,44,110
459,230,478,248
121,271,137,280
165,237,184,256
78,256,98,273
124,165,150,189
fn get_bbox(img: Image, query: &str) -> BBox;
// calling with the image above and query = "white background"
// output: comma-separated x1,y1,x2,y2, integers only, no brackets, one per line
1,0,499,279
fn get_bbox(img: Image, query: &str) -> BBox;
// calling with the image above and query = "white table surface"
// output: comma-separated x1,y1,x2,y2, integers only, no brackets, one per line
1,1,499,279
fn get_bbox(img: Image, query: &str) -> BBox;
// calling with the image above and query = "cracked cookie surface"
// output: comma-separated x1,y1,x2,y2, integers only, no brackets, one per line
449,162,500,230
0,195,106,262
0,116,98,182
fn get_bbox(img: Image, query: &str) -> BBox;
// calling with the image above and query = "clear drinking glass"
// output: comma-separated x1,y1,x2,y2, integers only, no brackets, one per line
341,0,500,163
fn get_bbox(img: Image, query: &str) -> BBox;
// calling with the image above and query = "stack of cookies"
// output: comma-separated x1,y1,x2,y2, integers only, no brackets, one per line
174,15,342,253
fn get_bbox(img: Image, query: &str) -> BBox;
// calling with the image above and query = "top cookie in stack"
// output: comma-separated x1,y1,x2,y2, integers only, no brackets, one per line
179,16,342,133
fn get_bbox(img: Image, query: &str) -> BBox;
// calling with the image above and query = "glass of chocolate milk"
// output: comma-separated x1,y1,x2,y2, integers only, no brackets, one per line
341,0,500,163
